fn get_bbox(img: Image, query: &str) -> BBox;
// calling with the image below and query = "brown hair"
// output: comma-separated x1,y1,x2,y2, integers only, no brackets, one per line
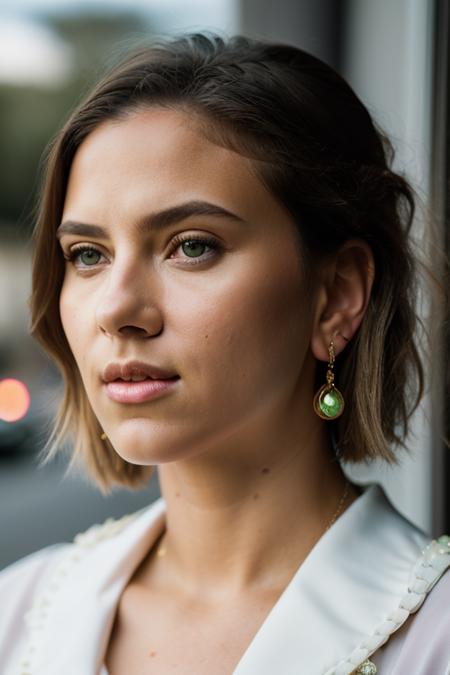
29,31,448,493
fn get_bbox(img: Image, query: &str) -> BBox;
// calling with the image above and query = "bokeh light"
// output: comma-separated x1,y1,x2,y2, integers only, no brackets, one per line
0,378,30,422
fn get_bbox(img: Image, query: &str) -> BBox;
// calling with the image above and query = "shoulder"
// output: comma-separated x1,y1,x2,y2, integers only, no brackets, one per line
371,537,450,674
0,508,146,674
326,486,450,674
420,562,450,617
0,543,70,614
0,544,70,671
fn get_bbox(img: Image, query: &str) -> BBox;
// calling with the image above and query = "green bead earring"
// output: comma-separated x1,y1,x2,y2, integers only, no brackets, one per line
313,339,345,420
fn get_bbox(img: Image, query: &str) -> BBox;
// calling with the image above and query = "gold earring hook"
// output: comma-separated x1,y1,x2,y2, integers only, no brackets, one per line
334,330,349,343
313,336,345,420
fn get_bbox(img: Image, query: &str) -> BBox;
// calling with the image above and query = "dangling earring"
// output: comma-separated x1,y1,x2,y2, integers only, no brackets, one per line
313,339,345,420
100,432,108,441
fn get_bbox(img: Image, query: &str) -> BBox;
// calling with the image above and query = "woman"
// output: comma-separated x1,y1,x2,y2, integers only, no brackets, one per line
1,31,449,675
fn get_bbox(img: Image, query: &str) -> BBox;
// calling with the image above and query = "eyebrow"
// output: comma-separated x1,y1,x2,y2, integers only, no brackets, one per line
56,200,246,239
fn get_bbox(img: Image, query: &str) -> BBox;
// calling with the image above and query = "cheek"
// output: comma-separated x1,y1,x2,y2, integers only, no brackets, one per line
59,281,91,373
230,271,306,379
175,253,309,400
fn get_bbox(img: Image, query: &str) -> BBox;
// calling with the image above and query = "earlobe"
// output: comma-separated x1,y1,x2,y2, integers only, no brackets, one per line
310,239,375,362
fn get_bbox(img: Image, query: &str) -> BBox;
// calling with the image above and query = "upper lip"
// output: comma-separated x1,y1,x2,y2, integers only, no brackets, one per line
102,360,179,383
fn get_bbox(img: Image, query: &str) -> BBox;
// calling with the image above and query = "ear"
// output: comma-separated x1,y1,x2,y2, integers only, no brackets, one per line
310,239,376,361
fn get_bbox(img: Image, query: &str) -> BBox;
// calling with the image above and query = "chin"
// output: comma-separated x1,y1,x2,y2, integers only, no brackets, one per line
109,426,188,466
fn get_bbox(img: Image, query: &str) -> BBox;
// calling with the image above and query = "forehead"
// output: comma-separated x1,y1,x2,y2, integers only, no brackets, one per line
63,107,280,227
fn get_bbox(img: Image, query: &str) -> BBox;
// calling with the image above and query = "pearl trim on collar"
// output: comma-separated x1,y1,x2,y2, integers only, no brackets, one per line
19,511,139,675
17,513,450,675
334,536,450,675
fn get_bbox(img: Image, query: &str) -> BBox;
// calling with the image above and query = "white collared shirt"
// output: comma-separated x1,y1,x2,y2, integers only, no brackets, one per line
1,482,450,674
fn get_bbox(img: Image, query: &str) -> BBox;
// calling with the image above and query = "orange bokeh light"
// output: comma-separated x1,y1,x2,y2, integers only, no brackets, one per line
0,378,30,422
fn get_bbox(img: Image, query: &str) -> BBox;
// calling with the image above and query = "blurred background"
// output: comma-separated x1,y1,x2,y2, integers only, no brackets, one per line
1,0,449,570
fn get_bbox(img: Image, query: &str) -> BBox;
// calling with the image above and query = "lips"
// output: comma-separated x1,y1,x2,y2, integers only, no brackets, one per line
102,360,179,384
104,377,179,404
101,360,180,404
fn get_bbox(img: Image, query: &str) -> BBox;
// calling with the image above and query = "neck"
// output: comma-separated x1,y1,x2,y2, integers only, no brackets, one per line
148,418,360,601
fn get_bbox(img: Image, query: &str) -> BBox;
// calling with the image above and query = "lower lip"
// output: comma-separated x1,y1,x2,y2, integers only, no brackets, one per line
104,377,180,403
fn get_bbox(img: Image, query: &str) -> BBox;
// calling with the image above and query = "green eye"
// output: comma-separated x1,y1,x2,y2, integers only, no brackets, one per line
79,249,101,265
181,240,208,258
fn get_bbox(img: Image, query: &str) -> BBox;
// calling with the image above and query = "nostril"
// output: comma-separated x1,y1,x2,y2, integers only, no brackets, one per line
120,325,143,333
118,326,152,337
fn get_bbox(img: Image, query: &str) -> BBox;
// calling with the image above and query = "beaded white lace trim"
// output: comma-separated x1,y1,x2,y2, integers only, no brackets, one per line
17,523,450,675
328,535,450,675
18,511,139,675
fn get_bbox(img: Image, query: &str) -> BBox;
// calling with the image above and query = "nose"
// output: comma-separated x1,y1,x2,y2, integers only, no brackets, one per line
95,260,163,339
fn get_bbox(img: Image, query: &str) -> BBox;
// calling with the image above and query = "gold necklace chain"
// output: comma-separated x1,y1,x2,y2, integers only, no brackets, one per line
325,478,350,532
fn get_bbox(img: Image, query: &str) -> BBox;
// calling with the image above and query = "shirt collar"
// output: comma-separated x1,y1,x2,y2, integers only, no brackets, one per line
30,482,433,675
233,482,430,674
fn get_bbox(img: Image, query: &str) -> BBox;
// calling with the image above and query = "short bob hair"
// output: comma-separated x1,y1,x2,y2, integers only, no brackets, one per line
30,31,441,493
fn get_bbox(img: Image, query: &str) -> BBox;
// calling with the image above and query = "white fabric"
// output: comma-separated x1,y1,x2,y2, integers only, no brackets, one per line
1,483,449,675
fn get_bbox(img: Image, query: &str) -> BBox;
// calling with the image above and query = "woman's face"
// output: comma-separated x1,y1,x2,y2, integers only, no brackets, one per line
59,108,318,465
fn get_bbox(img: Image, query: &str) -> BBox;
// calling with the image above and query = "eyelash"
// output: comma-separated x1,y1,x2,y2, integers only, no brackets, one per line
170,233,221,264
63,234,222,269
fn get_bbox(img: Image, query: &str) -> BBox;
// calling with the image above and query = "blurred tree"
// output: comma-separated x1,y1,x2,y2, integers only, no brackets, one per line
0,9,154,238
